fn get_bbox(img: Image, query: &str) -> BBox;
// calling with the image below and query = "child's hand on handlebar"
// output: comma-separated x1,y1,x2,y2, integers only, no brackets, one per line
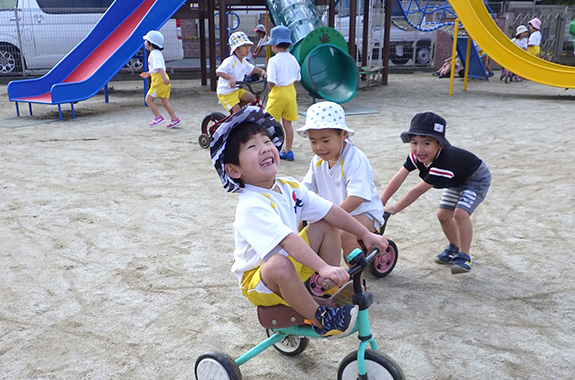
229,78,237,88
317,265,350,289
359,232,388,256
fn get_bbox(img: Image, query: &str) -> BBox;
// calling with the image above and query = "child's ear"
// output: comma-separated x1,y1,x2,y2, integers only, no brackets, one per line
225,163,242,180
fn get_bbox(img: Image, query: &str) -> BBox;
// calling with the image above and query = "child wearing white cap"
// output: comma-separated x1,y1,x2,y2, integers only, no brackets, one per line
297,102,385,259
216,32,266,114
140,30,181,128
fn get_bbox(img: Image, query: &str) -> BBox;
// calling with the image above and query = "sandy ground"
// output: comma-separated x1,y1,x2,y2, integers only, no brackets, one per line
1,73,574,380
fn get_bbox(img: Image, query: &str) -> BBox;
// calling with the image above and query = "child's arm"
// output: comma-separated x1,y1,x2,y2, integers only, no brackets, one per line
139,71,150,79
251,67,266,78
157,68,170,85
280,233,350,287
339,196,364,214
385,180,433,215
380,167,410,205
323,205,388,255
216,71,236,88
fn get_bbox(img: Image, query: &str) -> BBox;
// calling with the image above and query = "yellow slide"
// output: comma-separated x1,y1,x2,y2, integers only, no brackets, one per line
449,0,575,88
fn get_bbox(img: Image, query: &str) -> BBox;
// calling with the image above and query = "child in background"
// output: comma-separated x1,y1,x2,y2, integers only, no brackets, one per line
249,24,267,64
501,25,529,82
381,112,491,274
265,26,301,161
216,32,266,115
298,102,385,259
527,17,542,57
140,30,181,128
210,106,388,337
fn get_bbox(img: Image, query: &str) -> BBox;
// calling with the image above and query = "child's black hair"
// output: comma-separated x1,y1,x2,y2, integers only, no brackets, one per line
147,42,163,51
277,42,291,49
224,121,270,167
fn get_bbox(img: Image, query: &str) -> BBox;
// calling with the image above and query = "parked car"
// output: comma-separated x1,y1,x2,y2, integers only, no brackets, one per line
0,0,183,75
334,14,434,66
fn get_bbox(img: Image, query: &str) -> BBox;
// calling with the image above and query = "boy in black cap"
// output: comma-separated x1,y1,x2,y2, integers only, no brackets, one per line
211,106,388,337
380,112,491,274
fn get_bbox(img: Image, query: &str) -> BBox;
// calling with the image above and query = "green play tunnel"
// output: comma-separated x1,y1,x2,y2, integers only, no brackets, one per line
291,27,358,103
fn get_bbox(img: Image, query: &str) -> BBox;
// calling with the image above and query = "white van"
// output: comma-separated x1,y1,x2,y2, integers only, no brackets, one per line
0,0,183,75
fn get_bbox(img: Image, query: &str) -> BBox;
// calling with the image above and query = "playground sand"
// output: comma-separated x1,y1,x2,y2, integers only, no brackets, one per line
1,73,574,379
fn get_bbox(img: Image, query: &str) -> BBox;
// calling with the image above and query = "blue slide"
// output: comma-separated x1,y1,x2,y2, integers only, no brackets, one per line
7,0,186,119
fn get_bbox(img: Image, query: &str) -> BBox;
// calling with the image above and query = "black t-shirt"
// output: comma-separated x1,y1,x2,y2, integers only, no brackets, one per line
403,146,482,189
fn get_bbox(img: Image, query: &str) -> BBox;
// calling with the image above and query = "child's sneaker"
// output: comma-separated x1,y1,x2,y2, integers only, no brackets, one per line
279,150,294,161
149,115,165,127
312,304,358,338
435,243,458,264
166,117,182,129
451,252,472,274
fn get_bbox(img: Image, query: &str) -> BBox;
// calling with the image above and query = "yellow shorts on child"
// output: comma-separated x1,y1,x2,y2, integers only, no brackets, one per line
240,228,315,307
217,88,247,112
147,72,171,98
527,45,540,57
266,84,298,122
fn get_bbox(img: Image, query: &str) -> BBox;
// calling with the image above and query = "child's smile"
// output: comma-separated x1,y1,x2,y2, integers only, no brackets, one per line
409,135,442,167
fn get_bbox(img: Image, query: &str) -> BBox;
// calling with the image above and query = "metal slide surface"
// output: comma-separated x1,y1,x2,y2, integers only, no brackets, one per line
449,0,575,89
8,0,186,104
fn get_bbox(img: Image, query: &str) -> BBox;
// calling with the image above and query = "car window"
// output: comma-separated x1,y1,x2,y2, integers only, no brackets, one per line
0,0,17,9
36,0,114,13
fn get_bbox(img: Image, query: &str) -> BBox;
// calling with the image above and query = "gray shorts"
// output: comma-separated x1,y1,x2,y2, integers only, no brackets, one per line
439,162,491,214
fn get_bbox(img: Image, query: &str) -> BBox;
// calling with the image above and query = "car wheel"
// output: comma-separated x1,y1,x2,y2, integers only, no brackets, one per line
390,43,413,65
415,46,432,65
0,44,23,75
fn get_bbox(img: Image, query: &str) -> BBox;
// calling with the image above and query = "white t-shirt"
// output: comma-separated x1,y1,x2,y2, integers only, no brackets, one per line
302,142,384,227
512,37,528,50
231,177,333,282
528,30,541,46
148,49,166,73
216,55,255,95
267,51,301,87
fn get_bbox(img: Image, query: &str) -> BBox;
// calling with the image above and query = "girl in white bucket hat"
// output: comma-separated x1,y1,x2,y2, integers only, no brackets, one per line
216,32,266,114
297,101,385,260
527,17,542,57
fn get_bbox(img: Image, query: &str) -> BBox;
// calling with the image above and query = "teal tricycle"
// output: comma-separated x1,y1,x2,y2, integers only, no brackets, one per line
194,247,405,380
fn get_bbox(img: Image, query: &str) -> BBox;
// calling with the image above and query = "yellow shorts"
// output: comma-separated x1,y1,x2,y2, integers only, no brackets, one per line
217,89,247,112
266,84,298,122
240,228,314,307
147,72,171,98
527,45,540,57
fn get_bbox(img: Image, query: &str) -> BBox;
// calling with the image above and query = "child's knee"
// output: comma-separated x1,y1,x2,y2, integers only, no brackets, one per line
437,208,454,223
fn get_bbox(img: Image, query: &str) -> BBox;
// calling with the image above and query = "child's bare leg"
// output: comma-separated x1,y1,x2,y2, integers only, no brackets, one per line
341,214,375,257
160,98,177,119
453,208,472,254
282,119,294,152
437,208,458,247
230,104,242,114
260,254,322,327
239,91,256,108
305,220,341,267
145,95,161,117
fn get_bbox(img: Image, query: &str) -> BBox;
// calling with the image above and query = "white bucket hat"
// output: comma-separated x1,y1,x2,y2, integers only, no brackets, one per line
516,25,528,35
229,31,253,54
297,101,355,138
143,30,164,49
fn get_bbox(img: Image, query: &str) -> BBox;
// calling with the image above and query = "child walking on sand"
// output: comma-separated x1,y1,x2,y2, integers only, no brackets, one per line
297,102,384,258
216,32,266,115
140,30,181,129
380,112,491,274
265,26,301,161
210,106,388,337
